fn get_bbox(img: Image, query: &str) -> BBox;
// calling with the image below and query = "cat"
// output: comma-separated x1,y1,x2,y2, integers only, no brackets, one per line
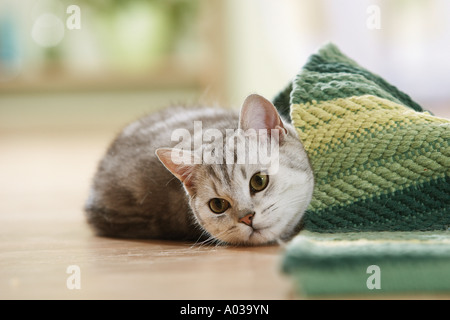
85,94,314,245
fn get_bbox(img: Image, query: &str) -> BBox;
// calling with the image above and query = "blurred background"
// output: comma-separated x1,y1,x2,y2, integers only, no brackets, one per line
1,0,449,222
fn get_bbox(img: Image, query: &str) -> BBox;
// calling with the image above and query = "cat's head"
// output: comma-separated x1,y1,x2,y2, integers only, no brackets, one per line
156,94,314,245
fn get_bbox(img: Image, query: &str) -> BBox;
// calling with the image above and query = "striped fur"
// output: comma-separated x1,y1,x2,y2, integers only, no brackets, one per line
85,95,314,245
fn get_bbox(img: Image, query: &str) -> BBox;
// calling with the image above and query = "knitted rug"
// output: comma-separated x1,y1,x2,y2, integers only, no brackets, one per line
282,231,450,296
274,43,450,297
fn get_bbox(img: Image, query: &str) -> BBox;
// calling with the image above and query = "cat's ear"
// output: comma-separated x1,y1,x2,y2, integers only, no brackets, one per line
239,94,287,143
155,148,199,195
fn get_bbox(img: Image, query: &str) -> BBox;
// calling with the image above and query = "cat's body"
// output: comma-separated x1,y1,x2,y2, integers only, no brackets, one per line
85,95,314,245
85,106,235,241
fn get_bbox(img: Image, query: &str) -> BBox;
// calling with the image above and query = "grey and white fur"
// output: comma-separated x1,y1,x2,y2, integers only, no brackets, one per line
85,94,314,245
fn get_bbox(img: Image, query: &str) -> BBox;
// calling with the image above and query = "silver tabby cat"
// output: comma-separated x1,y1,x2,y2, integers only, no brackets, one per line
85,94,314,245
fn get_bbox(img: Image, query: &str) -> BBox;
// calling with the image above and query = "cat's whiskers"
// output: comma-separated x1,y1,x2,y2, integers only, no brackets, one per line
190,228,229,248
211,228,236,247
139,190,152,205
164,175,178,187
190,230,216,248
200,226,241,247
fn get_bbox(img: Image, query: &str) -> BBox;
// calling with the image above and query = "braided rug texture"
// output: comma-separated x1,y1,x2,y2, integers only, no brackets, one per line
275,43,450,232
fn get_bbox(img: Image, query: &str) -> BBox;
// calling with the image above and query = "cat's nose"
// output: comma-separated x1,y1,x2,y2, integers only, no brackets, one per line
238,212,255,227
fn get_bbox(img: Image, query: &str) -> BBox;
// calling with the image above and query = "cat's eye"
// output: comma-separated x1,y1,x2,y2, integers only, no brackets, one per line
209,198,230,214
250,173,269,193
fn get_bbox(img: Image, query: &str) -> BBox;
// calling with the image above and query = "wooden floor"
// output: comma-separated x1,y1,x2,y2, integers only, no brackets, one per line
0,220,292,300
1,94,449,300
0,130,295,300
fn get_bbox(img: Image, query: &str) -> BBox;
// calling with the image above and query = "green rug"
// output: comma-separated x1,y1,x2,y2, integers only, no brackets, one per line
275,43,450,296
282,231,450,296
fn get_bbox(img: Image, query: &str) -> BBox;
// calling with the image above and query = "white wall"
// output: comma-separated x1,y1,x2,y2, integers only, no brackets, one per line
224,0,450,107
